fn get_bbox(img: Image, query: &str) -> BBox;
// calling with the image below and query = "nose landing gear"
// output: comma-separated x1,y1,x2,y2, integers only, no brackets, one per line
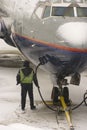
52,78,74,130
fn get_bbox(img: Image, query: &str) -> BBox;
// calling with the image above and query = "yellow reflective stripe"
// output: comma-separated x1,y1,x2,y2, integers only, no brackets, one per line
20,70,33,83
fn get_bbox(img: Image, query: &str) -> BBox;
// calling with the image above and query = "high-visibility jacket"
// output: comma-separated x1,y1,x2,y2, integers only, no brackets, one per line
20,69,33,84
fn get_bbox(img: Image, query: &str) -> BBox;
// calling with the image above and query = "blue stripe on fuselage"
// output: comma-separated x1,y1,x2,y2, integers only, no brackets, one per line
13,33,87,55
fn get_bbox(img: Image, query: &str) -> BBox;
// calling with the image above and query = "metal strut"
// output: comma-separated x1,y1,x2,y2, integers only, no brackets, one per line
35,58,75,130
59,96,74,130
56,78,74,130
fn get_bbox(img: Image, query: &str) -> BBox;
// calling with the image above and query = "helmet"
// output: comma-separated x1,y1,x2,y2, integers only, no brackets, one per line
23,60,30,67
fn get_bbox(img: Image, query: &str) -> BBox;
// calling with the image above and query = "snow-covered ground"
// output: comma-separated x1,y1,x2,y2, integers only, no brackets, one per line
0,66,87,130
0,9,87,128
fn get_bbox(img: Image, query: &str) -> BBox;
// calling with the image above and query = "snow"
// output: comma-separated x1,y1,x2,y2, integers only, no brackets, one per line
0,28,87,130
0,39,16,50
0,40,87,130
57,22,87,47
0,66,87,130
0,124,43,130
0,16,87,129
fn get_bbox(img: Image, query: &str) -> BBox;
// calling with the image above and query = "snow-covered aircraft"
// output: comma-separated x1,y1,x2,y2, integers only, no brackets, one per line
0,0,87,129
0,0,87,84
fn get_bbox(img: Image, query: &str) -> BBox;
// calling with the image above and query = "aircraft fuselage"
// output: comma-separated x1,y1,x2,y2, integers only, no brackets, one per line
0,0,87,78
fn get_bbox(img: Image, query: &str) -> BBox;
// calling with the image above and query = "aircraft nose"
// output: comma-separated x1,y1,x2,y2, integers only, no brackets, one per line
56,22,87,48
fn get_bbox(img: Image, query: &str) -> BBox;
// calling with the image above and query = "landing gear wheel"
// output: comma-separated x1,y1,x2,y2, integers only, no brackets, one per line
51,87,60,105
62,87,70,105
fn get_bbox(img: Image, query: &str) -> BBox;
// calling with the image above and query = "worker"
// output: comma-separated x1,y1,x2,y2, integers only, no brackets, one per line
16,60,39,111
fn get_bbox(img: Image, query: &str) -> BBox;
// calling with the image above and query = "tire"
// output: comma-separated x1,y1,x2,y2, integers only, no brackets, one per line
62,87,69,104
51,87,60,103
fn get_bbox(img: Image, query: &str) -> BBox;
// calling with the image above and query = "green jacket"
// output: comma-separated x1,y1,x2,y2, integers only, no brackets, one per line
19,67,33,84
16,67,39,87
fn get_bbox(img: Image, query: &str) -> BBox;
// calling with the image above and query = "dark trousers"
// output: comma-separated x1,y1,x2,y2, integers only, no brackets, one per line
21,83,34,110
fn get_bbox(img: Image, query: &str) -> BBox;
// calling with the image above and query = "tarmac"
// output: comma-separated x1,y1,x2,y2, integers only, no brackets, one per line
0,66,87,130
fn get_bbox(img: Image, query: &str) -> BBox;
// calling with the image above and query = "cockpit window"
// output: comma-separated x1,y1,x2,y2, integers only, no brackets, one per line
63,0,83,3
35,6,44,18
34,4,87,19
77,7,87,17
52,7,74,17
52,0,61,3
42,6,51,18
